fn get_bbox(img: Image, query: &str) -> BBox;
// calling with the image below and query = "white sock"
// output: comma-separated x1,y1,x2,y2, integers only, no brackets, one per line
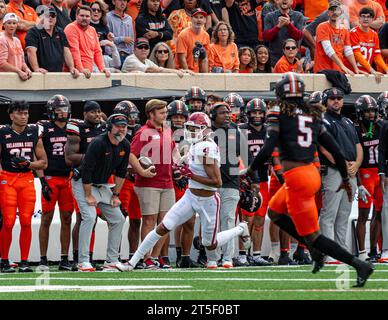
270,242,280,258
290,242,298,255
216,226,243,247
205,248,217,262
253,251,261,257
129,230,162,266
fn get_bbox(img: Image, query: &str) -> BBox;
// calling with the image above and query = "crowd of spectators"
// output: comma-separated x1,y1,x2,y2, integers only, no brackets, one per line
0,0,387,81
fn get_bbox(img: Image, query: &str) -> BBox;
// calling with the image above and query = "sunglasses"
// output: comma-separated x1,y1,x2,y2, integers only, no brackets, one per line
49,13,57,18
91,8,101,12
157,50,168,54
329,96,343,101
137,45,150,50
285,46,297,50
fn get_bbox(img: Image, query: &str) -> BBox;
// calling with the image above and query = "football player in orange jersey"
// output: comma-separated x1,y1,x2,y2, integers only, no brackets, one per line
0,101,48,273
247,73,374,287
349,7,388,81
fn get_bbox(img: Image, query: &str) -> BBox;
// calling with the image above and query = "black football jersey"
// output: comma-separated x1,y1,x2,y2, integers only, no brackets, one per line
239,123,269,182
66,119,107,154
355,122,380,168
267,105,321,163
0,124,41,173
38,120,71,177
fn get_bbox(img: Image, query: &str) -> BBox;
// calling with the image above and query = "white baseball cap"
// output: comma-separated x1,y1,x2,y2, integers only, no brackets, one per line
3,13,19,24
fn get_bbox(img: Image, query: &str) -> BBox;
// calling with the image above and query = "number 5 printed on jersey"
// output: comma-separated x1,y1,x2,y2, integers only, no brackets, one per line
297,115,313,148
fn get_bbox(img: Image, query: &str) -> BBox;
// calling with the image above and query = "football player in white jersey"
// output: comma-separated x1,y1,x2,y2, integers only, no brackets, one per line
125,112,251,270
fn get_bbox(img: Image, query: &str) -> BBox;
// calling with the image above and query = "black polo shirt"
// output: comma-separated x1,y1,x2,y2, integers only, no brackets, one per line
52,4,72,30
25,26,69,72
321,109,360,166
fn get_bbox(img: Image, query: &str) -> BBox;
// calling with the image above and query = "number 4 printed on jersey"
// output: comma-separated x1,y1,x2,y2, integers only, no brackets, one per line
297,115,313,148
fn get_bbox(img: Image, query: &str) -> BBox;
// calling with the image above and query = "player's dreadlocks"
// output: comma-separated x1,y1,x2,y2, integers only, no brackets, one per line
269,98,325,122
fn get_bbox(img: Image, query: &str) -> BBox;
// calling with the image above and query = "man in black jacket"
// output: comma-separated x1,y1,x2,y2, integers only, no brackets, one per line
136,0,173,51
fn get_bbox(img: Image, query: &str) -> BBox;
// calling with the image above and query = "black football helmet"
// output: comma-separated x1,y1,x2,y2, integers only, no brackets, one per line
246,98,267,126
308,91,323,105
113,100,140,124
275,72,305,99
377,91,388,119
355,95,378,121
224,93,245,123
46,94,71,122
167,100,189,119
184,86,206,112
239,189,263,213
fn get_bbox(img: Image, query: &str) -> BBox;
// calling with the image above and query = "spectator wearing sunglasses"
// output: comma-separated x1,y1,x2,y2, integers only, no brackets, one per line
122,37,184,77
149,42,176,69
273,38,303,73
25,7,79,77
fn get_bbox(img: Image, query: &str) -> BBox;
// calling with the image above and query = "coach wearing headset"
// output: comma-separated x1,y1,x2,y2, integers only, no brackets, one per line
72,113,131,272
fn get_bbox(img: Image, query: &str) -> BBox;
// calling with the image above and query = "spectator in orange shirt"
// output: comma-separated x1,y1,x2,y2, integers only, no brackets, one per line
175,8,210,73
238,46,257,73
0,13,32,81
349,0,384,30
127,0,142,21
254,44,273,73
209,21,239,73
314,1,360,74
6,0,40,49
274,38,304,73
65,5,111,78
349,7,388,82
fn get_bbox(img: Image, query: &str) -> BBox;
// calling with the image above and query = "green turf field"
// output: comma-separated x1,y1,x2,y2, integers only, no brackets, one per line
0,264,388,300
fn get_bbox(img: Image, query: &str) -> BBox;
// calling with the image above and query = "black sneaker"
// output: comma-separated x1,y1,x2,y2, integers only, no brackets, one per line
250,255,273,266
19,260,33,273
91,261,102,271
353,261,374,288
233,255,250,267
310,249,325,274
176,257,182,268
197,249,207,267
1,260,16,273
278,252,297,265
179,256,201,268
59,257,73,271
37,257,50,272
293,248,312,265
135,260,145,270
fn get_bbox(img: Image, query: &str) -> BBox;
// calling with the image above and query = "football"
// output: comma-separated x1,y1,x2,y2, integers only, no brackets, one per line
138,156,156,173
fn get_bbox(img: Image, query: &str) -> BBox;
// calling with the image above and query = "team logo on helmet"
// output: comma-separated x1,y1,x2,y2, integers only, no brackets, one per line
355,95,378,121
46,94,71,122
275,72,305,99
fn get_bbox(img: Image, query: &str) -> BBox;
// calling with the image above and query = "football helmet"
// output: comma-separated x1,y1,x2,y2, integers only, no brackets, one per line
184,112,211,144
355,95,378,121
184,86,207,112
167,100,189,119
377,91,388,119
46,94,71,122
239,189,263,213
275,72,305,99
113,100,140,124
308,91,323,105
246,98,267,126
224,93,245,123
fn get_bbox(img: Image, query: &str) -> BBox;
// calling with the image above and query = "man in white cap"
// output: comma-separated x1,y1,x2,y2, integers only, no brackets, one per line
0,13,32,81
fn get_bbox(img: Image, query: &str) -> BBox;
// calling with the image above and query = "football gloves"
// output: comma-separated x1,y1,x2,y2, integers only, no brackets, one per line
39,177,53,202
358,185,371,204
11,156,31,169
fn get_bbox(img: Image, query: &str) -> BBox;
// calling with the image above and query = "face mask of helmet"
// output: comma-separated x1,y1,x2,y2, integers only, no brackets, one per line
54,106,70,122
184,123,206,144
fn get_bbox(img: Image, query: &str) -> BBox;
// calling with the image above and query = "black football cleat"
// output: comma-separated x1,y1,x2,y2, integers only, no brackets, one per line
1,260,16,273
310,249,325,274
278,252,297,265
59,257,73,271
353,262,374,288
293,249,312,265
18,260,33,273
179,256,201,268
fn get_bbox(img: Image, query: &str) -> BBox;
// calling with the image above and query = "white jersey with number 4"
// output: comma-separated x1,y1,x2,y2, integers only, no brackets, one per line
188,139,220,192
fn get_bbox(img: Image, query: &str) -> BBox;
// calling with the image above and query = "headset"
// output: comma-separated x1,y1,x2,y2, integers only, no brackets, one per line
106,113,129,131
210,102,230,121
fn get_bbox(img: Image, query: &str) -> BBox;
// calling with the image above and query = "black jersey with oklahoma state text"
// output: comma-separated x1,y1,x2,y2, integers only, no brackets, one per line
267,105,321,162
39,120,70,177
239,123,269,182
0,124,41,173
355,122,380,168
66,119,107,155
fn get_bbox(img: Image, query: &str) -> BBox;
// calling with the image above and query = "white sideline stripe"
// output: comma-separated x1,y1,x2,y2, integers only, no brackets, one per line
232,289,388,293
1,277,388,282
0,285,194,293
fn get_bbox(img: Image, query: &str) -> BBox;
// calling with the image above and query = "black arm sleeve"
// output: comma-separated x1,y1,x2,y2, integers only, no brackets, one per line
378,121,388,175
249,130,279,172
318,130,349,179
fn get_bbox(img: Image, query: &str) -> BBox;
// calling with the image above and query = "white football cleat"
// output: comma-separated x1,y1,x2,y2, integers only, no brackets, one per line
77,262,96,272
378,250,388,263
206,261,218,269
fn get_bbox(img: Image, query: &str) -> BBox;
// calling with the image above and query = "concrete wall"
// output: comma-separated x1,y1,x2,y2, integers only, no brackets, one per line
0,72,386,92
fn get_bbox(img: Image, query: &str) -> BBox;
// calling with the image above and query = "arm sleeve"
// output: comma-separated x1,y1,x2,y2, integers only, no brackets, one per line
354,51,372,71
321,40,335,57
263,25,280,41
317,128,349,179
344,45,353,57
287,22,303,40
374,54,388,72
